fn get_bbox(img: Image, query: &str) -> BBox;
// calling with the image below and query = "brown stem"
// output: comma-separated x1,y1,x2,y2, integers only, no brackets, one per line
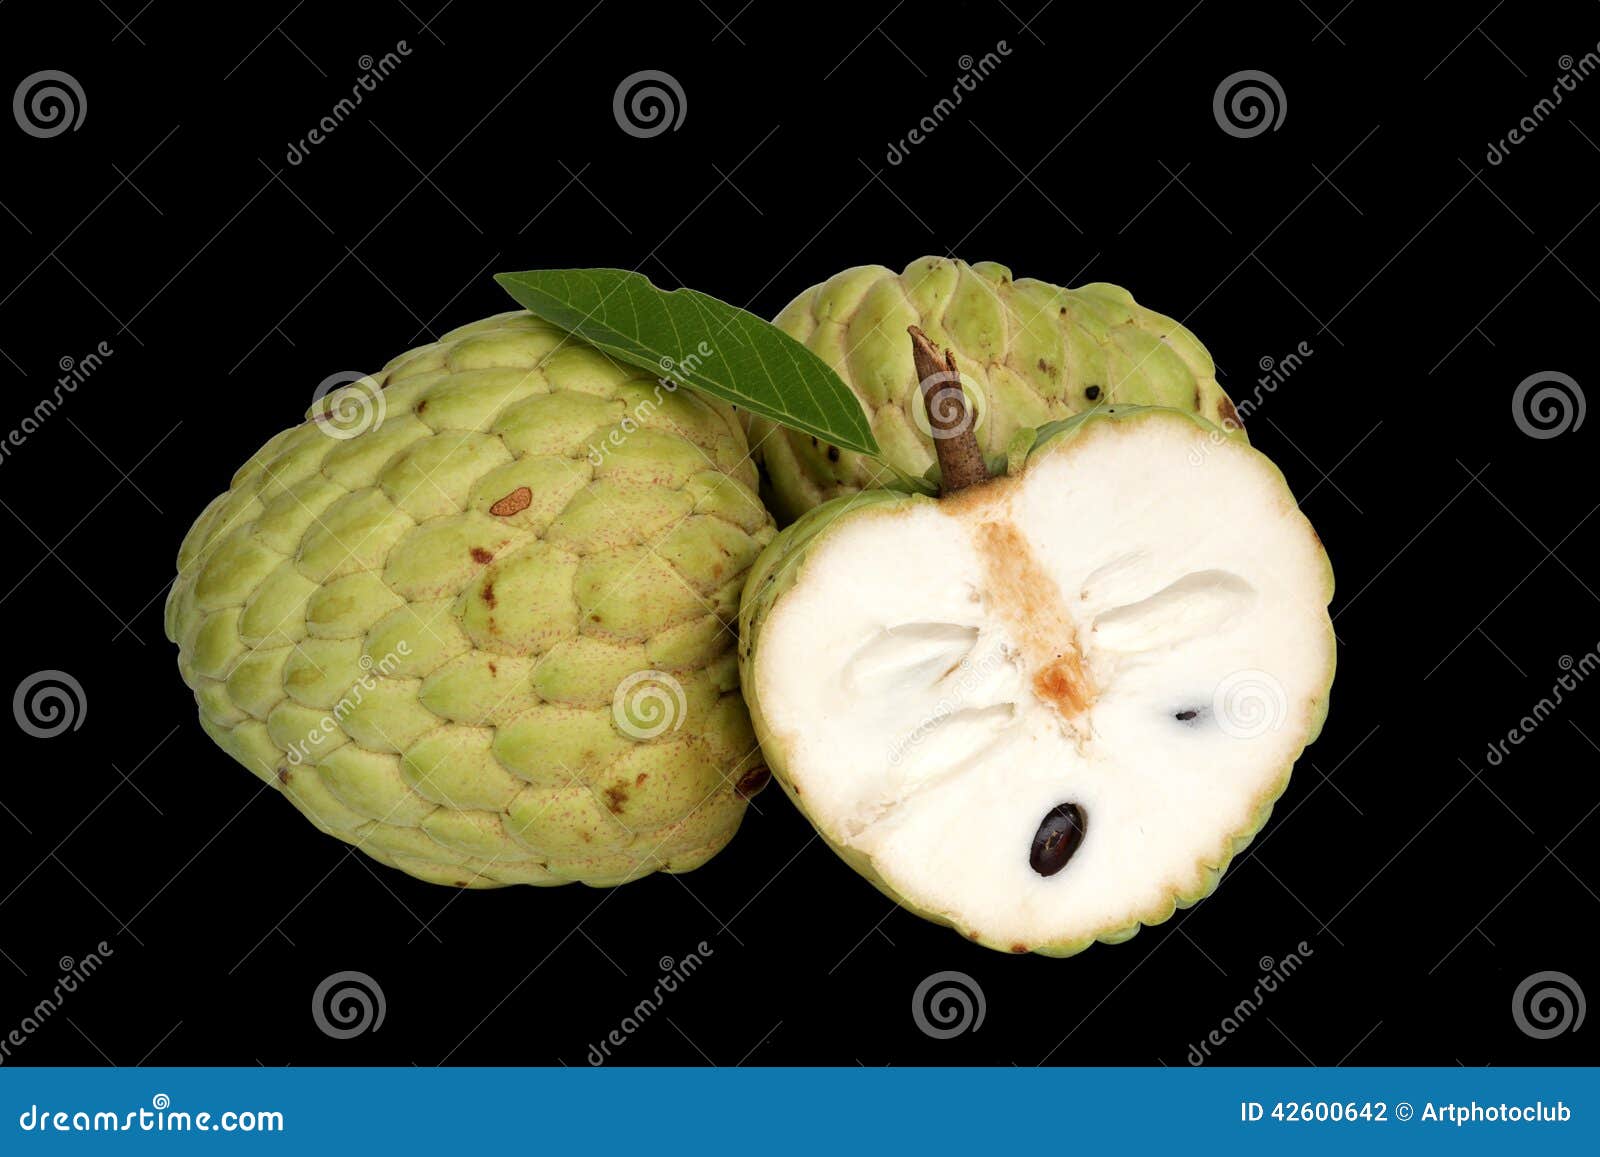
909,326,990,495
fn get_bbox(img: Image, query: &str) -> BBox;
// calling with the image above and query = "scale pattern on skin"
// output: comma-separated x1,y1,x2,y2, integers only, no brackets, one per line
166,312,775,888
748,257,1248,523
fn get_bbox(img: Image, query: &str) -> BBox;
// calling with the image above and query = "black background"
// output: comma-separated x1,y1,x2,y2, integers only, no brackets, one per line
1,0,1596,1067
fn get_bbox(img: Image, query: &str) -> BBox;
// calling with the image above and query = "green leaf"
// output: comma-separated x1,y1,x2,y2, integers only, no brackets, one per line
494,268,878,457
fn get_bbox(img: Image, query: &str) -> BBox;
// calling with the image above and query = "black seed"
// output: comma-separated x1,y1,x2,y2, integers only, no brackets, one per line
1030,803,1086,877
1084,385,1101,401
1175,709,1198,721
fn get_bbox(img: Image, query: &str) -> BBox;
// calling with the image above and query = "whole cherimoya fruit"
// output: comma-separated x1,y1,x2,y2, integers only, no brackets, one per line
166,312,775,888
747,257,1246,524
739,345,1333,953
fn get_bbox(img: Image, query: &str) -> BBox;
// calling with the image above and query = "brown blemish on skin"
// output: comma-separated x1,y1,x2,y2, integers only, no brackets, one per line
1010,943,1029,954
1217,397,1241,432
735,766,771,799
416,399,428,414
490,486,533,517
603,785,629,813
487,662,497,676
482,581,496,610
276,766,290,785
470,546,494,564
635,773,648,787
827,446,840,462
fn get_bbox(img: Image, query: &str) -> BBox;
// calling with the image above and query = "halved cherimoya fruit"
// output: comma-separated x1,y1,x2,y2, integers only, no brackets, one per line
737,330,1334,956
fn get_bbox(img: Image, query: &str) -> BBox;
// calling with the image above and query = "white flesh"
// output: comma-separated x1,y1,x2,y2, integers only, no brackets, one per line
752,416,1333,948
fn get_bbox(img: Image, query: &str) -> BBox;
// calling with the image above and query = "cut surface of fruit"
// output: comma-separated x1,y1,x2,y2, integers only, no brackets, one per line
741,408,1334,954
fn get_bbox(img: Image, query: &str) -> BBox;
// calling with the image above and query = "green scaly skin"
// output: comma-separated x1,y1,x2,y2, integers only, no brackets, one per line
166,311,775,889
739,406,1336,956
749,257,1249,525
